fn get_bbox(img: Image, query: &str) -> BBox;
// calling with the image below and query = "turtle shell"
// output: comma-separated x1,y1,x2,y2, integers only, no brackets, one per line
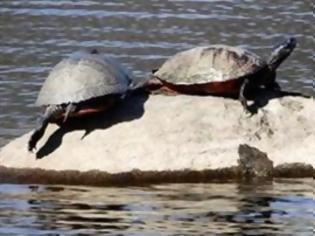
154,45,266,85
36,51,132,106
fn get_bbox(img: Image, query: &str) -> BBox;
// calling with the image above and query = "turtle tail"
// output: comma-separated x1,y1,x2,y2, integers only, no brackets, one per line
267,37,297,71
28,105,63,152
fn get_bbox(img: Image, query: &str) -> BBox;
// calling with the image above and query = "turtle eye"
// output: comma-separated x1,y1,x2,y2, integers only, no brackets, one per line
288,37,297,45
90,49,99,54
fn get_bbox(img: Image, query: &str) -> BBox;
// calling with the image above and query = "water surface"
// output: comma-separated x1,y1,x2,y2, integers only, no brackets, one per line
0,179,314,235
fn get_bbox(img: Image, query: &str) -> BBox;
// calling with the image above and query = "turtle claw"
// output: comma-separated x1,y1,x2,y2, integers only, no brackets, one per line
28,146,36,153
242,105,251,117
245,110,254,118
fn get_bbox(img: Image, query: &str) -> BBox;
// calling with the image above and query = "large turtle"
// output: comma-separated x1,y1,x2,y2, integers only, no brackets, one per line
28,49,133,151
145,37,297,110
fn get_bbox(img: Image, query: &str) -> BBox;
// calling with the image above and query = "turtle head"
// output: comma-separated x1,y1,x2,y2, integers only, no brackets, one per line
267,37,297,71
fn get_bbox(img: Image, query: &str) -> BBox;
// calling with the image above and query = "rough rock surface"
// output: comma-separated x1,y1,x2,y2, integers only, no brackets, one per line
238,144,274,178
0,92,314,179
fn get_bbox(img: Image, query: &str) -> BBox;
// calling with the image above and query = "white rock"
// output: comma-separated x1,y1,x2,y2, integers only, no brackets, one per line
0,93,314,174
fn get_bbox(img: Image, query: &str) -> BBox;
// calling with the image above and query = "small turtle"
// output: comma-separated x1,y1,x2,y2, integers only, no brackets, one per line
145,37,297,110
28,49,132,151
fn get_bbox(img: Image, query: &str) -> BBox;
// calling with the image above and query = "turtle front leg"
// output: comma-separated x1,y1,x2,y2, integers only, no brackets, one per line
239,78,250,112
63,103,77,123
28,105,64,152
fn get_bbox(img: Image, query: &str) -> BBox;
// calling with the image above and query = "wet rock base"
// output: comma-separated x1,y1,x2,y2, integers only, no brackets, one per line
0,163,313,187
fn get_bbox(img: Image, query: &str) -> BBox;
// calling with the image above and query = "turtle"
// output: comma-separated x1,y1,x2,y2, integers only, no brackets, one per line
28,49,133,151
145,37,297,111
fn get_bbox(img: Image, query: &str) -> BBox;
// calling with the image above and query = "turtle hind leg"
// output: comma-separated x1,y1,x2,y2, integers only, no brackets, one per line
28,105,63,152
28,121,49,152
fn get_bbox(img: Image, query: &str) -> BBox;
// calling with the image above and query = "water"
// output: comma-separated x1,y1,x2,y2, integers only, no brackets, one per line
0,1,313,235
0,179,314,235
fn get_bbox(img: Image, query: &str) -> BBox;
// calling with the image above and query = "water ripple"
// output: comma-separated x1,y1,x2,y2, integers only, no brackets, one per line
0,181,313,235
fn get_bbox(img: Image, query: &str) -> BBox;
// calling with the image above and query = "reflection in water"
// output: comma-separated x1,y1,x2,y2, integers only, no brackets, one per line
0,0,313,146
0,180,314,235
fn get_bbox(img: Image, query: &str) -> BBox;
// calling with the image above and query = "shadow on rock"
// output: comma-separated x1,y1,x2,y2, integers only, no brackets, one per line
200,88,309,114
246,89,310,114
36,93,149,159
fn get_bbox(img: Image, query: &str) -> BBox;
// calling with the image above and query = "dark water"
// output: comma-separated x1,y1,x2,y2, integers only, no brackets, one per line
0,179,314,235
0,1,314,235
0,0,313,146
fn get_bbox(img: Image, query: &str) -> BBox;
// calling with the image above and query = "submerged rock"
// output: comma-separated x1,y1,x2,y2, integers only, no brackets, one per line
0,92,314,184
